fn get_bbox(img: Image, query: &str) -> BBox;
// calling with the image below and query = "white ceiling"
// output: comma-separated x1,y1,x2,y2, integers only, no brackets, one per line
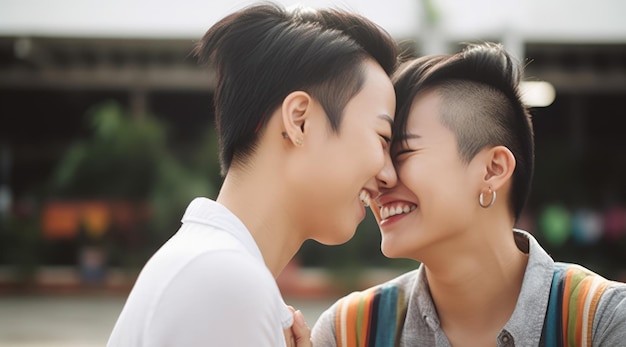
1,0,625,43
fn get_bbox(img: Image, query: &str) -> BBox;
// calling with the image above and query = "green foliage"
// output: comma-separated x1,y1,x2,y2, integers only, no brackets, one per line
53,101,166,199
148,121,222,243
49,100,422,277
51,100,220,263
5,213,40,282
422,0,441,27
148,154,216,241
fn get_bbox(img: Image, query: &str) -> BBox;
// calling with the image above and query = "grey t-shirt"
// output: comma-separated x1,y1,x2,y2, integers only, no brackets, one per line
312,230,626,346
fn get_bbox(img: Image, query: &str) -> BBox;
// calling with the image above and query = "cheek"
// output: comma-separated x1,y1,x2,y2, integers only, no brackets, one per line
350,136,386,177
369,147,387,173
397,161,420,190
397,160,451,207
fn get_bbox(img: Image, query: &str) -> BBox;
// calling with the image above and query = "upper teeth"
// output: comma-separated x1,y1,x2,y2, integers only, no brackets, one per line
380,204,416,219
359,190,371,207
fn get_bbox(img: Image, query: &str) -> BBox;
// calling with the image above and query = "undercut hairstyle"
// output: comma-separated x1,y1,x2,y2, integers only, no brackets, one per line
392,42,534,221
193,2,398,175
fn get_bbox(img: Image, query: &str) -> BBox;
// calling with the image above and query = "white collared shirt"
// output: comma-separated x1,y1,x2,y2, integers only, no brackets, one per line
108,197,293,346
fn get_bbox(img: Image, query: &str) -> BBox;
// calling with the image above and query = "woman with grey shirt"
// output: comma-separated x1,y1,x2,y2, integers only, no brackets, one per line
312,43,626,347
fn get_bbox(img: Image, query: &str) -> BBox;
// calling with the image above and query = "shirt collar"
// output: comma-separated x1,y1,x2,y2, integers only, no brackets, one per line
407,229,555,346
180,197,265,264
181,197,294,329
501,229,554,346
411,265,441,331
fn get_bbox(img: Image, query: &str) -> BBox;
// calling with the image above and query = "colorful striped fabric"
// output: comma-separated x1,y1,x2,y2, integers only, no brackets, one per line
545,263,612,347
335,264,613,347
334,284,407,347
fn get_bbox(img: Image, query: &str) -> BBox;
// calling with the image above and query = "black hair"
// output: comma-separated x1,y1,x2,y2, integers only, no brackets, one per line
392,42,534,221
193,2,398,175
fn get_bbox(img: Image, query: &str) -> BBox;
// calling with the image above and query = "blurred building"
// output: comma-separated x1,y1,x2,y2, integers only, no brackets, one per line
0,36,214,198
0,0,625,280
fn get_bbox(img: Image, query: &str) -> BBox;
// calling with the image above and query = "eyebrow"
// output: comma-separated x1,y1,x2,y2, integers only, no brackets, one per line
378,114,394,129
395,133,421,142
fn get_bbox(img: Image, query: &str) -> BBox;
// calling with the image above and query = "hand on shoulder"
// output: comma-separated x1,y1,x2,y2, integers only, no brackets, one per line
284,306,312,347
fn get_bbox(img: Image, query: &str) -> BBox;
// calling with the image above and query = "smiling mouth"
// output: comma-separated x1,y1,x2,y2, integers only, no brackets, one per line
379,203,417,220
359,190,372,207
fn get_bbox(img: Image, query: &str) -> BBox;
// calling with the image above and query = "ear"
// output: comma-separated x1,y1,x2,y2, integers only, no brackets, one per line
280,91,310,146
482,145,516,191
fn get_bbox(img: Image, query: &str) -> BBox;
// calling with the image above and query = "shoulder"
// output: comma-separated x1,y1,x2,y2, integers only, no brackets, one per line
143,250,285,346
597,280,626,315
553,262,626,346
553,262,622,309
593,279,626,345
169,249,278,304
316,268,418,319
311,269,419,346
597,280,626,311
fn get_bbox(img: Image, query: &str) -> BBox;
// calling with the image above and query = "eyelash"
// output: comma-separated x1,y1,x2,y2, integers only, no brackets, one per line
380,135,391,144
394,148,414,158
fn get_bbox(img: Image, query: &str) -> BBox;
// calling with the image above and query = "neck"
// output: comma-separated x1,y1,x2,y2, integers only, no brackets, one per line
423,219,528,338
217,164,304,279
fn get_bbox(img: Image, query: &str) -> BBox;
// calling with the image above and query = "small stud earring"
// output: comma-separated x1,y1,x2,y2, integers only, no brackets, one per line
295,138,304,146
281,131,289,139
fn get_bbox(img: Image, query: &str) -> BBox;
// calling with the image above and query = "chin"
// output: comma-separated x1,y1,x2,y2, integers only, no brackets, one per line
380,239,400,258
315,226,357,246
380,236,415,259
316,236,353,246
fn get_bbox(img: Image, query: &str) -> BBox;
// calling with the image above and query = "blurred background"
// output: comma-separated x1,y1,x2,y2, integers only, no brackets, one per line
1,0,625,345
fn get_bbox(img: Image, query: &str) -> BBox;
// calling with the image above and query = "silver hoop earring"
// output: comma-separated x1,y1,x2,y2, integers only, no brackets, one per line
479,188,496,208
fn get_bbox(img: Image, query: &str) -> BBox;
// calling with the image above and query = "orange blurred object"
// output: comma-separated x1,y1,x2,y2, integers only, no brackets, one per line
42,202,81,239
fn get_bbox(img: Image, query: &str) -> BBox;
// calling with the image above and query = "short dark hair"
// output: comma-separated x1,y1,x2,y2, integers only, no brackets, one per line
392,42,534,221
193,3,398,175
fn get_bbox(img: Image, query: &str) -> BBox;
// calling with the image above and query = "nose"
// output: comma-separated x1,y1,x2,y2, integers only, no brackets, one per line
376,151,397,189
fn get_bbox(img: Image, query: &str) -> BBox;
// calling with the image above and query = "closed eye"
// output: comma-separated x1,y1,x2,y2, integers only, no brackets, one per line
393,148,414,160
380,135,391,144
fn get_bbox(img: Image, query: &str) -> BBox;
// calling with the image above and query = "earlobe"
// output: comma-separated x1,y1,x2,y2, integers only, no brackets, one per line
281,91,310,146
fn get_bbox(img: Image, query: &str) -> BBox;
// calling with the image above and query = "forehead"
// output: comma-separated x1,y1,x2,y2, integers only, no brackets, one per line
397,89,461,155
406,89,444,130
341,59,395,124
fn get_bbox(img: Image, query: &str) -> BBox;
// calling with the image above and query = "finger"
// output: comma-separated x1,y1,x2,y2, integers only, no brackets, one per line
291,309,312,347
283,326,295,347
